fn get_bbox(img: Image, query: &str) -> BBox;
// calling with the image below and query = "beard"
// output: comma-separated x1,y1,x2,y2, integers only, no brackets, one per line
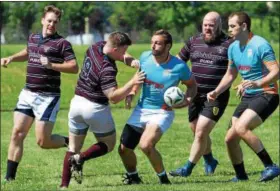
203,33,218,44
152,49,164,57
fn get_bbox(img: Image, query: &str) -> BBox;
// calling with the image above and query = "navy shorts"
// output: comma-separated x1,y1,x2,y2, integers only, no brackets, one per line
233,93,279,122
188,90,229,122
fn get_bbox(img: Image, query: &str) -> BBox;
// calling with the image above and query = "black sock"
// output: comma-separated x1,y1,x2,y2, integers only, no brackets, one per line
203,152,214,163
5,160,19,180
257,149,273,167
64,137,69,147
233,162,248,179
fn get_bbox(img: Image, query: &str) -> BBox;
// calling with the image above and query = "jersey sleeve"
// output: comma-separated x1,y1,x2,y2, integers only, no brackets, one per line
180,63,192,81
60,40,76,61
100,64,118,91
178,37,192,62
228,44,237,69
259,42,276,63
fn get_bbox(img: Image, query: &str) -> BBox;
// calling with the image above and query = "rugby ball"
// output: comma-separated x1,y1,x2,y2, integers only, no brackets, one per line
164,86,185,107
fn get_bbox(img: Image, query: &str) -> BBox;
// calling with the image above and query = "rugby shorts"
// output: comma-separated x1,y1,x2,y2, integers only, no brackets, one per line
188,90,229,122
14,89,60,122
126,105,175,133
68,95,115,137
233,93,279,122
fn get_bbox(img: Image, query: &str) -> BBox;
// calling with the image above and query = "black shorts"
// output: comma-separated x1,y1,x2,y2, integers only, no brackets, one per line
233,93,279,122
120,124,143,150
188,90,229,122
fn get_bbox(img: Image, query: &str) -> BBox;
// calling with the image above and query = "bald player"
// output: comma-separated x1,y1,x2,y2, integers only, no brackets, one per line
170,12,233,177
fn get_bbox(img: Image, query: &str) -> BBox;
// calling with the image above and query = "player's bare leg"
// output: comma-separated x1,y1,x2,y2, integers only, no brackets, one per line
6,112,34,181
35,120,67,149
139,124,170,184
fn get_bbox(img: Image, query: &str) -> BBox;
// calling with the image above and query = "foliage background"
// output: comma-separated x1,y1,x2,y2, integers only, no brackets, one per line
1,2,279,43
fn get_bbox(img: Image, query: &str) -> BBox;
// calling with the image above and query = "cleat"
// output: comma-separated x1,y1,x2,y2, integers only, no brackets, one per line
204,159,219,175
169,166,191,177
230,176,248,182
259,164,280,182
69,154,84,184
122,173,143,185
159,175,171,184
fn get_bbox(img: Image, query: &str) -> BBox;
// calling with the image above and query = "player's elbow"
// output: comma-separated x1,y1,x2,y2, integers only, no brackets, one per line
67,60,79,74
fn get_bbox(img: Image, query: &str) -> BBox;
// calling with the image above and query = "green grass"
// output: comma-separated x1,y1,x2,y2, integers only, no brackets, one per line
1,44,279,190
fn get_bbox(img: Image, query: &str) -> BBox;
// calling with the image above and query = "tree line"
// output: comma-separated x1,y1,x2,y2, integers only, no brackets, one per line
1,2,279,43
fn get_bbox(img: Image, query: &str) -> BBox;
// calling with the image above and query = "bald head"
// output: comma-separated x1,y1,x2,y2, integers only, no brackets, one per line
202,11,222,43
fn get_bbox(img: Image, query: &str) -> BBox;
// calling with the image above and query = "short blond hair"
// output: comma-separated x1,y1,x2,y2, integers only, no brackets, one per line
42,5,62,20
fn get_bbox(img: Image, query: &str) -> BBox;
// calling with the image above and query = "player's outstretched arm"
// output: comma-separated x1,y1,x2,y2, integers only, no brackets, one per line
123,53,140,68
1,48,28,68
103,70,146,104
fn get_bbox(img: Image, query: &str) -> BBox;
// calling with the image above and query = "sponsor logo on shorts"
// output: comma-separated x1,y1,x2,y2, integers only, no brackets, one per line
213,107,219,116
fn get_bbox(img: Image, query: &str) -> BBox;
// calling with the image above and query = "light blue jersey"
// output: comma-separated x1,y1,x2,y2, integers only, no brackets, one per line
228,34,278,95
137,51,192,109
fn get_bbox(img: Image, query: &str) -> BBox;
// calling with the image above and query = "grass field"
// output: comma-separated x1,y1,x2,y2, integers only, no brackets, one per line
1,43,279,191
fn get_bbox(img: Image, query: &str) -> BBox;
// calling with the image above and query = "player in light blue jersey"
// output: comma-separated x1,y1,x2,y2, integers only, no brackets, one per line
118,29,197,184
207,12,279,182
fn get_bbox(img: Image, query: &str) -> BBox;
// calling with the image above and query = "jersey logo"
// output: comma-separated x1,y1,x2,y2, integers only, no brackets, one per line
163,69,172,77
213,107,219,116
217,47,225,54
81,57,92,79
43,46,51,53
247,49,253,57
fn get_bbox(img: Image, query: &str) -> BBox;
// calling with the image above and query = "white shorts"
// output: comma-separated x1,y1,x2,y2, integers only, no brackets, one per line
68,95,115,136
126,106,175,133
15,89,60,122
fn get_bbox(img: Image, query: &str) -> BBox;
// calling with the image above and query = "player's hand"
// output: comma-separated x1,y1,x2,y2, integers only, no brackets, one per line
40,56,52,69
125,94,134,109
207,90,218,102
131,70,146,85
131,59,140,68
233,84,244,99
172,96,190,109
241,80,260,89
1,57,12,68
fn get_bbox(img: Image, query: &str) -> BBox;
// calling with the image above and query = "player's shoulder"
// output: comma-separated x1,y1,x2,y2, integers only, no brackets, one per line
251,35,270,48
187,33,203,44
140,50,152,59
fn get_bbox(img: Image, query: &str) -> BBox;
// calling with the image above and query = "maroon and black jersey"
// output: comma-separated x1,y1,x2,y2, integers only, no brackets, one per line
75,41,118,105
179,33,233,94
26,33,76,95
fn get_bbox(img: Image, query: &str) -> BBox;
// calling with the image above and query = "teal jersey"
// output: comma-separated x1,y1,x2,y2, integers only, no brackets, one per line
137,51,192,109
228,34,278,95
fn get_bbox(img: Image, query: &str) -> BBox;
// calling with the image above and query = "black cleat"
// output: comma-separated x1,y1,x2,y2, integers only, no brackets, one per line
122,173,143,185
159,174,171,184
69,154,84,184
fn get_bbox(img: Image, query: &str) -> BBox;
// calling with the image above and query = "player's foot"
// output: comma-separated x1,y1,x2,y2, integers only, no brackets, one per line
204,159,219,175
230,176,249,182
69,154,84,184
159,174,171,184
169,166,191,177
122,173,143,185
1,178,14,185
259,164,280,182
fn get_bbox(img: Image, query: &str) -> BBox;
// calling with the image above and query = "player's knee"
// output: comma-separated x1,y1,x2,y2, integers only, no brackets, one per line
105,141,116,153
11,128,27,142
118,144,130,155
195,130,207,142
139,142,153,155
225,132,238,146
36,138,50,149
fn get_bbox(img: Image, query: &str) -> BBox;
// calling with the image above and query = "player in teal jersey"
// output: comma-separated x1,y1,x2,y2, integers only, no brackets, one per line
207,12,279,182
118,29,197,184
